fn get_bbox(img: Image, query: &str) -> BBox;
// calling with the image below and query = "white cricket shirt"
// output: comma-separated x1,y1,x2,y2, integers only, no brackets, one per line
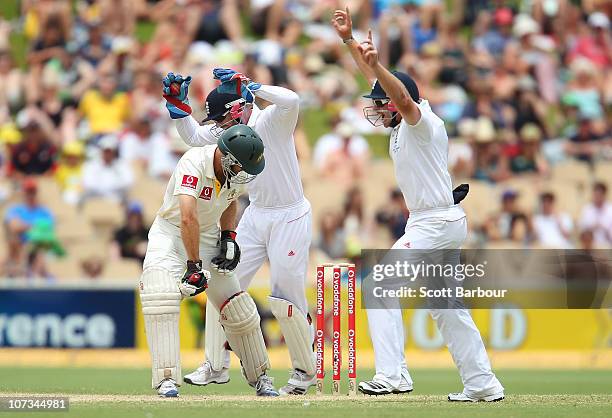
389,100,464,220
175,85,304,209
157,145,246,238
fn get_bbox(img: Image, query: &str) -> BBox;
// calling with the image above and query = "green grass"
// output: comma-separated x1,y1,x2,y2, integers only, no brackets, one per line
1,368,611,417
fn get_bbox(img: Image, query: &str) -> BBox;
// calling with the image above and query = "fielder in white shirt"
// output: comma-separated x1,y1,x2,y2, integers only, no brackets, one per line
333,7,504,402
162,69,315,395
140,124,280,397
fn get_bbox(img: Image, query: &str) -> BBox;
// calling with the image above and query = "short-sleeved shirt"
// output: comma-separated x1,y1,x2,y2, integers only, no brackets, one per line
4,204,54,242
79,90,130,134
156,145,247,239
389,100,455,212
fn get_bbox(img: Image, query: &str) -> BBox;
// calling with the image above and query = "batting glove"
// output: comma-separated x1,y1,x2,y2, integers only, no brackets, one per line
162,72,193,119
211,230,241,273
179,260,211,297
213,68,261,103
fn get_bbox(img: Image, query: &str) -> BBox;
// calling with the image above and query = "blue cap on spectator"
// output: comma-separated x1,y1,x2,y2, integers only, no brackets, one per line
502,189,518,201
127,202,143,215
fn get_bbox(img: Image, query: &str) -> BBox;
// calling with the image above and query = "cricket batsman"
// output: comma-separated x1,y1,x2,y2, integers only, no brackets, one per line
332,7,505,401
139,122,280,397
162,68,315,395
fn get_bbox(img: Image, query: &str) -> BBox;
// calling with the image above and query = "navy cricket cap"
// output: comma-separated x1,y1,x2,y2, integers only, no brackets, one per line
363,71,420,103
202,89,244,122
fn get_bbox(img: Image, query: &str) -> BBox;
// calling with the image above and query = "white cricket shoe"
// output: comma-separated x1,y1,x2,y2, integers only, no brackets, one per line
183,361,230,386
358,376,413,396
279,369,316,395
448,391,505,402
254,374,280,397
157,378,179,397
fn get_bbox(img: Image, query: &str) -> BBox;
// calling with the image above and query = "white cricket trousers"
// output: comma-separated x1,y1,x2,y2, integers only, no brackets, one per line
366,211,503,397
235,198,312,311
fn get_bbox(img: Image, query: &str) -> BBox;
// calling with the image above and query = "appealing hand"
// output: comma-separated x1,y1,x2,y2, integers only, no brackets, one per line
179,260,210,297
162,72,192,119
212,68,261,103
358,30,378,68
332,6,353,41
211,230,241,273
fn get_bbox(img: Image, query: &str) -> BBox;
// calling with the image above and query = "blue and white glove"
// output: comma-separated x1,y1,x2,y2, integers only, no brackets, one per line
162,72,192,119
213,68,261,103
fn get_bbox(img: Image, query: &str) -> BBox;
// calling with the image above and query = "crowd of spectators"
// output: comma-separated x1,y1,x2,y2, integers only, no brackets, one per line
0,0,610,278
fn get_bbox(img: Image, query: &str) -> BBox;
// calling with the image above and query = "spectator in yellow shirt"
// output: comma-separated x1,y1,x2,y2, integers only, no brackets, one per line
79,73,130,135
54,141,85,205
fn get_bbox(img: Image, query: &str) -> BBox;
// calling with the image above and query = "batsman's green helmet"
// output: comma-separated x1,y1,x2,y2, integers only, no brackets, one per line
217,124,265,175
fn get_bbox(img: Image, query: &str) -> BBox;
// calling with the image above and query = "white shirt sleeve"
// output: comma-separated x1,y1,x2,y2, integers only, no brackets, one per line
117,160,134,189
173,151,203,199
405,101,441,145
253,85,299,140
175,116,217,147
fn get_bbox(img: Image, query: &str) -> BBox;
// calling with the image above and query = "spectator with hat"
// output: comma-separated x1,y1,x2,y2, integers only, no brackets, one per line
110,202,149,263
509,123,549,175
81,135,133,203
9,109,58,177
54,141,86,205
569,12,611,69
3,178,55,277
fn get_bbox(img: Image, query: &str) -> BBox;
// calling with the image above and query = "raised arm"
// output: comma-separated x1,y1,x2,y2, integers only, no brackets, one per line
332,6,376,85
252,85,299,116
358,30,421,125
175,116,217,147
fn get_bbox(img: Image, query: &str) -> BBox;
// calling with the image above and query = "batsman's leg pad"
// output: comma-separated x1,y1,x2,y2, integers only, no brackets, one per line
205,300,230,370
140,267,182,388
269,296,316,375
219,292,270,383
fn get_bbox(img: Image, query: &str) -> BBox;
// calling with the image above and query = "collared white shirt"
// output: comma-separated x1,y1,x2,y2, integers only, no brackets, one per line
157,145,246,238
389,99,455,212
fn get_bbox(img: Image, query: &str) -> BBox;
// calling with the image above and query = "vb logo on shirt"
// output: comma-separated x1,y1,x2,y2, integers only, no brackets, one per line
181,175,198,189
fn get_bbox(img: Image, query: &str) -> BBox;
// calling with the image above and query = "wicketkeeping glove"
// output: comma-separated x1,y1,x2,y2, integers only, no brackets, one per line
162,72,192,119
211,230,241,273
179,260,211,297
213,68,261,103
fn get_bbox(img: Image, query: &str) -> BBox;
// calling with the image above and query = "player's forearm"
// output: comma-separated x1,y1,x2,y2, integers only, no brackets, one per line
252,85,299,112
371,62,419,123
175,116,214,146
180,213,200,261
345,40,376,85
219,200,237,231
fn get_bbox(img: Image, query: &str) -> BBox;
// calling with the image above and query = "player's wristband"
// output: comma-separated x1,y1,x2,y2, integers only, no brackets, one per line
343,37,356,45
220,230,237,241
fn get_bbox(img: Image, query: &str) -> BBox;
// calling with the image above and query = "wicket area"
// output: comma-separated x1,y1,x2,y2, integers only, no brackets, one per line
316,263,356,396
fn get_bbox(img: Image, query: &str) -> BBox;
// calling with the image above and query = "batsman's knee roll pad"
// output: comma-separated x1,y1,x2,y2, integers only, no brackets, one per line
269,296,316,375
140,267,181,315
219,292,270,383
140,267,182,387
